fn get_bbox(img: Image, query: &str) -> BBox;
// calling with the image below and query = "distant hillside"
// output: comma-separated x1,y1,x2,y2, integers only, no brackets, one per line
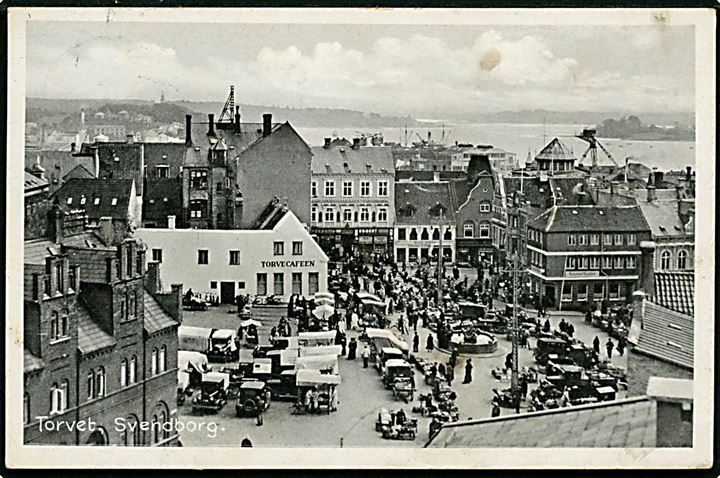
596,116,695,142
171,101,421,128
469,109,695,129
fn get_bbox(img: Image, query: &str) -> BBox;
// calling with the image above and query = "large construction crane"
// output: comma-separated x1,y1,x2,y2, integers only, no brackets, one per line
218,85,235,123
575,128,618,168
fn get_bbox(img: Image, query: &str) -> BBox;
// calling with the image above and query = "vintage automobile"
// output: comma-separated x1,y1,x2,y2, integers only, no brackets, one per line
191,372,230,413
207,329,239,362
235,380,271,417
533,337,570,366
382,359,414,389
392,377,415,403
295,369,341,414
265,370,299,401
376,347,405,374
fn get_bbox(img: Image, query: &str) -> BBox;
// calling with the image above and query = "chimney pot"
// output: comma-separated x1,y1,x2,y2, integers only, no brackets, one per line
185,115,192,146
324,138,331,148
126,134,134,144
263,114,272,137
685,166,692,180
352,138,360,150
647,185,657,202
208,114,215,136
167,215,176,229
71,142,76,153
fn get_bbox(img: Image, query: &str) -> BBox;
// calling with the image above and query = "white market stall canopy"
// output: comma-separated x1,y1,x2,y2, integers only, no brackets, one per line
296,369,342,387
365,328,409,353
356,292,383,302
295,354,339,373
178,350,209,372
178,326,213,353
298,331,336,346
299,345,342,357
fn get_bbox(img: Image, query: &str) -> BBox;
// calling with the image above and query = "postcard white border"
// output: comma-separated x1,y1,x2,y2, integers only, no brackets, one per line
5,7,716,469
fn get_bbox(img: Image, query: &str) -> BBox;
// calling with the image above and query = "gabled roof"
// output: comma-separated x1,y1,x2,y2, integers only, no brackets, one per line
535,138,576,163
24,348,46,373
52,178,134,220
249,199,290,230
144,292,180,335
77,302,117,355
24,238,61,266
311,145,394,175
634,300,693,369
637,200,689,238
143,178,183,224
190,120,267,154
549,177,595,206
654,272,694,316
528,205,651,233
62,163,95,181
395,182,456,225
24,171,49,193
426,396,656,448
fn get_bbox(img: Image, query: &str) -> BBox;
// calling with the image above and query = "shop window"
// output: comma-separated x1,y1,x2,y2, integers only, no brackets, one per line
229,250,241,265
593,283,604,299
609,283,620,299
561,283,572,302
308,273,319,295
292,273,302,295
273,273,284,296
577,284,588,301
396,248,406,263
197,250,209,265
274,241,284,256
292,241,303,256
257,273,267,296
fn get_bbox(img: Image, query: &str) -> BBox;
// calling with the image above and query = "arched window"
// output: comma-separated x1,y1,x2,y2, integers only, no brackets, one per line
420,228,429,240
159,345,167,373
50,311,59,340
151,348,158,376
661,250,672,270
87,371,95,400
123,415,141,446
463,222,475,238
126,292,134,319
60,313,68,337
86,427,108,446
677,250,688,270
95,367,106,397
479,223,491,238
432,228,440,240
129,356,137,384
120,359,128,387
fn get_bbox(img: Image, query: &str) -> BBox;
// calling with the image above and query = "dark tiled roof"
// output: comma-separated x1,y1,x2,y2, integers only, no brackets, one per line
52,178,133,220
189,120,267,155
95,143,143,177
60,230,114,250
249,200,290,230
24,348,46,373
634,300,693,369
144,292,180,335
654,272,694,315
143,142,186,172
448,179,473,212
637,200,689,238
529,205,651,233
502,176,553,209
24,171,49,193
143,178,183,225
62,164,95,181
535,138,576,163
549,177,595,206
426,397,656,448
77,303,117,355
24,150,95,184
396,171,466,182
24,238,60,265
395,181,456,225
311,145,394,175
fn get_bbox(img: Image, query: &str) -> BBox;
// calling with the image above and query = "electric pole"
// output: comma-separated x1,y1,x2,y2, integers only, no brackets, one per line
437,210,444,309
511,252,520,393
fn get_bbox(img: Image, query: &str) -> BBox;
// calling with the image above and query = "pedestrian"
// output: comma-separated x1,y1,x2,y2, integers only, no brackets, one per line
361,344,371,368
618,336,627,356
593,336,600,355
398,315,406,335
606,338,615,359
567,322,575,337
426,334,435,352
438,362,446,377
347,338,358,360
446,364,454,385
270,326,277,339
413,332,420,353
543,318,551,333
463,358,473,384
520,375,528,400
491,403,501,417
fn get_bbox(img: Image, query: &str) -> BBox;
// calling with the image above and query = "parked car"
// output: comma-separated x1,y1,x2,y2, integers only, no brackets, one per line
235,380,271,417
191,372,230,413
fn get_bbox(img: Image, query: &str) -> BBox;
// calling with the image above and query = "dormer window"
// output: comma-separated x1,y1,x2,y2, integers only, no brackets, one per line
67,197,73,205
111,198,118,206
80,196,86,205
94,197,100,205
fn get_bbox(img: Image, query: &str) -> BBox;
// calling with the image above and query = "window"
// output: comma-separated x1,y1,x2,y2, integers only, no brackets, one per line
95,367,106,397
342,181,353,197
324,208,335,223
210,281,217,289
378,180,389,197
129,356,137,384
292,241,303,256
579,234,587,246
55,262,64,293
308,272,319,295
568,235,577,246
257,273,267,296
603,256,612,270
237,281,245,289
661,251,672,270
463,222,474,238
567,257,577,269
590,234,599,245
156,165,169,178
67,197,73,205
292,272,302,295
614,256,624,269
444,228,452,240
127,292,136,320
360,207,370,222
377,207,388,223
342,208,353,223
50,311,59,341
273,273,284,296
604,234,613,245
590,257,600,270
229,250,241,265
197,250,209,265
578,284,588,301
80,196,86,205
561,283,572,302
594,283,604,299
626,256,637,269
94,197,100,205
432,228,440,240
626,234,636,246
111,198,118,206
311,206,318,223
609,283,620,299
677,250,688,270
614,234,623,245
397,228,406,241
50,381,68,414
421,228,429,240
151,348,158,376
479,223,490,238
324,180,335,197
87,372,95,400
311,181,318,198
409,228,418,240
120,359,127,387
360,181,371,197
189,170,208,189
273,241,284,256
190,207,203,219
479,202,491,213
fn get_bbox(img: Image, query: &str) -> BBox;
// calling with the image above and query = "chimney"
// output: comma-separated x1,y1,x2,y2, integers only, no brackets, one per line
126,134,135,144
185,115,192,146
646,185,657,202
638,241,656,296
144,261,162,294
352,138,361,150
627,290,645,346
324,138,331,148
208,114,215,136
169,284,184,323
234,106,241,133
71,142,76,153
49,205,64,244
263,114,272,137
105,257,115,283
609,181,617,195
654,170,664,185
433,171,440,183
167,215,176,229
646,377,693,447
98,217,114,246
685,166,692,181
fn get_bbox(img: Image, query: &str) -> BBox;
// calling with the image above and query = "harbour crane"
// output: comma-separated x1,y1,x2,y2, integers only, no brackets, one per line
575,128,618,168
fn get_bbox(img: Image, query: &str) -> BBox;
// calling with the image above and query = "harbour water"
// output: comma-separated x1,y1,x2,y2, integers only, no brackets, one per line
295,123,695,172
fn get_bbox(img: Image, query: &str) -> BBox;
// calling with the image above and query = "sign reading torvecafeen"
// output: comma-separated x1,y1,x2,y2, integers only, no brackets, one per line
261,260,316,268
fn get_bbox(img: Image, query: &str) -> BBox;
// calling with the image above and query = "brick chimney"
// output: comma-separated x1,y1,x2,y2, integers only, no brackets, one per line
324,138,331,149
352,138,361,150
208,114,215,137
144,260,162,294
646,377,693,447
98,217,114,246
638,241,656,296
263,114,272,137
167,215,176,229
646,185,657,202
234,106,241,134
185,115,192,146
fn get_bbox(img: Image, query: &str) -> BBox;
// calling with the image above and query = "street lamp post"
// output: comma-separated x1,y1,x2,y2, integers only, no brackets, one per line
510,252,520,393
437,212,444,309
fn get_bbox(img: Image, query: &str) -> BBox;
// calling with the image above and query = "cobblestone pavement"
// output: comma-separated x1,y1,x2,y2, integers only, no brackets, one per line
177,271,628,447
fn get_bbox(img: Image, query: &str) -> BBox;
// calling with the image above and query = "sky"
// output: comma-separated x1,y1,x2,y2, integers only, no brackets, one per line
25,21,695,117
